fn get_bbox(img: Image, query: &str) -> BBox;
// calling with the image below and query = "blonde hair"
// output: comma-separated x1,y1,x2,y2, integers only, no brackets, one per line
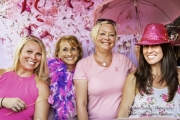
54,35,83,63
11,36,49,81
90,21,118,43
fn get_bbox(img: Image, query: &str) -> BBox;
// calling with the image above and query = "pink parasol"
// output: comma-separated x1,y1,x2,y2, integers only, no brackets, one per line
94,0,180,35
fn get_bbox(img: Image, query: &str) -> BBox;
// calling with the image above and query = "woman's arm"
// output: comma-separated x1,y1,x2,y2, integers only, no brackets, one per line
177,68,180,83
117,72,136,118
74,79,88,120
0,69,7,109
34,79,50,120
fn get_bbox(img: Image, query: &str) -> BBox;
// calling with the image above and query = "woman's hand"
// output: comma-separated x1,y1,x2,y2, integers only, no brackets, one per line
2,98,26,112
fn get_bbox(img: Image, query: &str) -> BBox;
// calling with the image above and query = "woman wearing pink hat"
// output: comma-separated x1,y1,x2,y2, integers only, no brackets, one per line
117,23,180,118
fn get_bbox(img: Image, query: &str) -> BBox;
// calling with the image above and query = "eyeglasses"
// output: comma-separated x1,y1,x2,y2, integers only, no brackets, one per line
96,18,116,25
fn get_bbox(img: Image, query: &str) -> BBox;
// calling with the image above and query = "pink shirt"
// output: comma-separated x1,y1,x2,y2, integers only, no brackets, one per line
73,53,136,120
0,71,38,120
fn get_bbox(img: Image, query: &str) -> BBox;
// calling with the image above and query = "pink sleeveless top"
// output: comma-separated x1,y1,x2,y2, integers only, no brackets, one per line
0,71,38,120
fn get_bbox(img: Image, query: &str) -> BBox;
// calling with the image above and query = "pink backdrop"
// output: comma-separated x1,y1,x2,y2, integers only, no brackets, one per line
0,0,138,68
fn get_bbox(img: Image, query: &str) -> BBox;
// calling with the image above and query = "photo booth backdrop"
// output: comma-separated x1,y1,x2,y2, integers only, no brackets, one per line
0,0,139,68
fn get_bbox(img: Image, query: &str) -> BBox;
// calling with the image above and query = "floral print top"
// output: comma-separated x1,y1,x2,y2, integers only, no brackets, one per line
47,58,76,120
129,86,180,118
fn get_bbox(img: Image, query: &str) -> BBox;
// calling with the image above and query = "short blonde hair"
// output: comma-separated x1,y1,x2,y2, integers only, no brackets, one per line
90,21,118,43
11,36,49,81
54,35,83,63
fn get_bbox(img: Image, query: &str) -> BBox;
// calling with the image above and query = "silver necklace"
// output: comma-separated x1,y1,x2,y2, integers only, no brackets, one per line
94,53,112,67
102,62,107,67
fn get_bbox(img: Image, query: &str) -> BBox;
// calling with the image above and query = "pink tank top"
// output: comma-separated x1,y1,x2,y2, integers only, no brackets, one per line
0,71,38,120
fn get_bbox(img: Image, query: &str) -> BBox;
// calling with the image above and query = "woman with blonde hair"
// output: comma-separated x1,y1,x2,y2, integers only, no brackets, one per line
0,36,50,120
73,19,136,120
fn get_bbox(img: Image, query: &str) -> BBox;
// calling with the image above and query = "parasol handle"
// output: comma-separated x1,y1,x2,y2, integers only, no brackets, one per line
134,0,142,34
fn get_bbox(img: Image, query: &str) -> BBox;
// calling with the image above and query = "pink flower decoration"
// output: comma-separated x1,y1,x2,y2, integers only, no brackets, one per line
162,94,168,101
72,2,84,13
146,113,152,117
0,37,5,45
50,6,58,15
166,103,174,109
159,110,166,115
45,18,54,26
40,8,47,15
146,97,152,102
6,9,15,19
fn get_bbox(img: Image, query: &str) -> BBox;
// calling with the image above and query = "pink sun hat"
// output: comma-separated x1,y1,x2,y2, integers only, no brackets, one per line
136,23,171,45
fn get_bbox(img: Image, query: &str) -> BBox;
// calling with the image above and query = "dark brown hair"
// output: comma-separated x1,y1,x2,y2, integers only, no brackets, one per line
135,43,179,102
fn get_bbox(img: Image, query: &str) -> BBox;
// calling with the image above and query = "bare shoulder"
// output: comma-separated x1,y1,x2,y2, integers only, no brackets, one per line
177,68,180,73
127,70,136,77
126,71,136,84
0,69,9,76
123,71,136,91
36,78,50,97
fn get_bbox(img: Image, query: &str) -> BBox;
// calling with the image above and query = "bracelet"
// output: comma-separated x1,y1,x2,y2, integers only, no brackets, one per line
1,97,5,107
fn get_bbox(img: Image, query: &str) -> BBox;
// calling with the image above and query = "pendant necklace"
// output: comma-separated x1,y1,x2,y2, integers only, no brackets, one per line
94,53,112,67
102,62,107,67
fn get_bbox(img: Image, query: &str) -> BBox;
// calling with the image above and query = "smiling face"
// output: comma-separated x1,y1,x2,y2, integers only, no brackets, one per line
143,45,163,66
18,41,42,73
58,41,80,70
95,24,116,52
